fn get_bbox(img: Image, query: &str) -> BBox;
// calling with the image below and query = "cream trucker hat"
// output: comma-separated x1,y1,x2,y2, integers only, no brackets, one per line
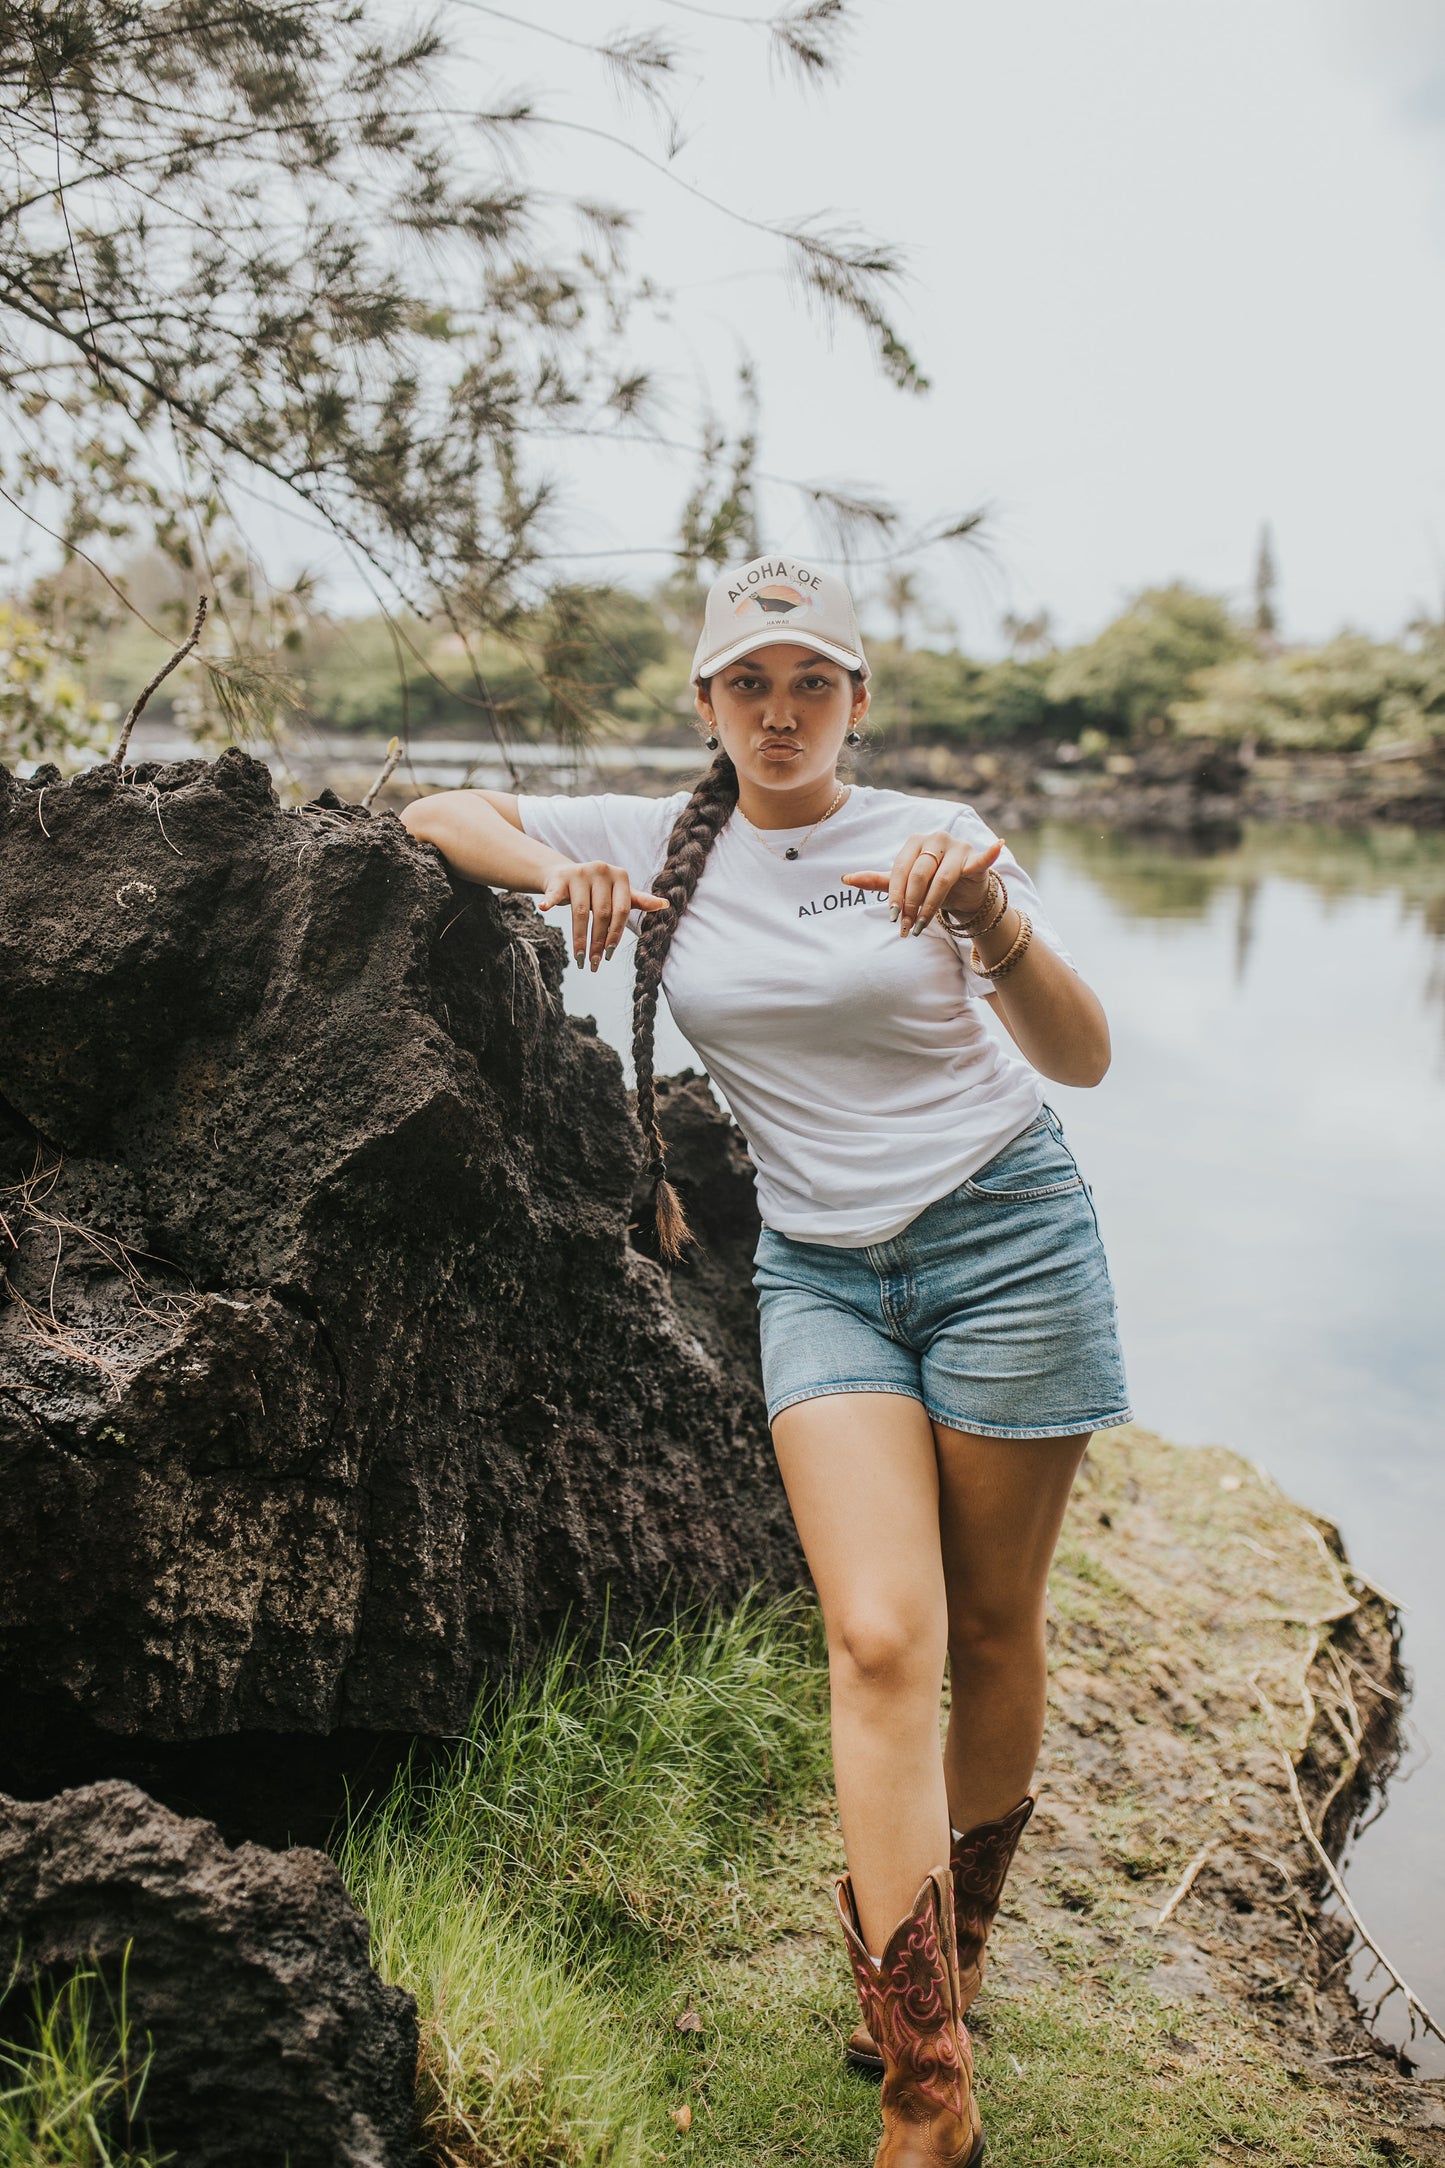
691,554,871,682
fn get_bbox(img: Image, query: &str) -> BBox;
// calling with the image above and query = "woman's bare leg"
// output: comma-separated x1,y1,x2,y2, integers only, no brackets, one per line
770,1390,951,1955
933,1427,1090,1831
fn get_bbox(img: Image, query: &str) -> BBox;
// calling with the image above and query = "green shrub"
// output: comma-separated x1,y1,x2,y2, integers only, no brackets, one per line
1045,584,1245,739
869,649,1055,743
295,585,676,739
0,607,112,771
1173,632,1445,752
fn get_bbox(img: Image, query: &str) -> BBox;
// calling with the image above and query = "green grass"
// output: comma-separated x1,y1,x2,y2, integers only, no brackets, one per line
0,1960,161,2168
337,1590,834,2164
337,1584,1410,2168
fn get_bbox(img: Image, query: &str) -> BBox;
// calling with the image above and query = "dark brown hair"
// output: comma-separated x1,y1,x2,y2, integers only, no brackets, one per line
632,749,739,1260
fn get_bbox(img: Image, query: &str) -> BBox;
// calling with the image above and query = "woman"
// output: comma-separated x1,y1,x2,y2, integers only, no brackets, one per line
402,554,1129,2168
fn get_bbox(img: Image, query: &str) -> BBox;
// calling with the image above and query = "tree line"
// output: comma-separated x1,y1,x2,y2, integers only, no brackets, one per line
10,571,1441,769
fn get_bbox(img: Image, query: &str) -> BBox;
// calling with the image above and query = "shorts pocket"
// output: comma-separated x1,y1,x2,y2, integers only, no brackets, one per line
963,1113,1084,1202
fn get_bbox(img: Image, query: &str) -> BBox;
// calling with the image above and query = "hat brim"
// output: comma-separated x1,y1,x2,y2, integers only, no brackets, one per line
693,628,870,683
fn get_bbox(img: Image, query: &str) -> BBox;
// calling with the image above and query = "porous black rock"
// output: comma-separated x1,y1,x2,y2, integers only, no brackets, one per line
0,754,799,1764
0,1779,417,2167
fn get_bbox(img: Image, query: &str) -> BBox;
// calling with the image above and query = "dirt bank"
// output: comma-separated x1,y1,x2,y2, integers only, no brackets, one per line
1007,1426,1443,2156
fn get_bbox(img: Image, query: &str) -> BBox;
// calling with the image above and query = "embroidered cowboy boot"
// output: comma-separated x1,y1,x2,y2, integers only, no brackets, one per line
952,1795,1034,2013
846,1796,1035,2078
836,1864,984,2168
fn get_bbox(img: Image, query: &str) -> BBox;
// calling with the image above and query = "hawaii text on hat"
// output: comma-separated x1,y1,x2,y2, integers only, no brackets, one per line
692,554,871,681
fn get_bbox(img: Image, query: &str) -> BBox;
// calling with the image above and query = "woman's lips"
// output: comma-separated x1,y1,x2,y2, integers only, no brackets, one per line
758,741,800,759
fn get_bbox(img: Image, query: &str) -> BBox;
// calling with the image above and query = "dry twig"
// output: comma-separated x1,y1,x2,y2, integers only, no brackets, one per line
112,595,208,767
361,735,402,810
1155,1842,1216,1928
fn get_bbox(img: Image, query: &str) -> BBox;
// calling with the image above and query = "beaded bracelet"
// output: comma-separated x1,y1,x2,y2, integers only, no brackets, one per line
972,910,1033,983
942,871,1009,940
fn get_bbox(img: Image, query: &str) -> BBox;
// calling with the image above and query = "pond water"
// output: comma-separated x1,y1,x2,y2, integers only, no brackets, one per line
555,815,1445,2070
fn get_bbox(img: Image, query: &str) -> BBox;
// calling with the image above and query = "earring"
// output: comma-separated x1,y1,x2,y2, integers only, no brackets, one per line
846,728,862,746
705,733,719,750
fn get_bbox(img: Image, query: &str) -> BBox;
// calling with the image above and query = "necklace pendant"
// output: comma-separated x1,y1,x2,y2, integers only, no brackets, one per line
784,845,799,860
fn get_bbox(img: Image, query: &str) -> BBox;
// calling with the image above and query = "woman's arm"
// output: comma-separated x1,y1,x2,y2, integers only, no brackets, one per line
400,788,667,970
401,788,557,891
844,824,1111,1088
979,941,1111,1088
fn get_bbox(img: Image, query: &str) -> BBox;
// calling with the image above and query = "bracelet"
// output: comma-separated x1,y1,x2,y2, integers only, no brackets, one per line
972,910,1033,982
942,871,1008,940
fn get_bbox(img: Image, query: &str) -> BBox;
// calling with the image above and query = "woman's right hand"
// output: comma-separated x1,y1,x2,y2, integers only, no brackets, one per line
538,860,669,970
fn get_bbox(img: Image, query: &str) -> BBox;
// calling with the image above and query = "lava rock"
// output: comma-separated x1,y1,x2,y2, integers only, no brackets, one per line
0,1779,417,2168
0,754,799,1757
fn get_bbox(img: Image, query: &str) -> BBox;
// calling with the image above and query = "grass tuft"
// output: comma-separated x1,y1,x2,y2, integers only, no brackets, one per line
338,1589,831,2164
0,1958,161,2168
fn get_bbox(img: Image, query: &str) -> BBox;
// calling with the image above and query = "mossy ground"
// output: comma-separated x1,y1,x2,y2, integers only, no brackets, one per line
340,1425,1445,2167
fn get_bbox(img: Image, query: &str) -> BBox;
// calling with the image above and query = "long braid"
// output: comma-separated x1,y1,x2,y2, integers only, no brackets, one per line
632,750,740,1260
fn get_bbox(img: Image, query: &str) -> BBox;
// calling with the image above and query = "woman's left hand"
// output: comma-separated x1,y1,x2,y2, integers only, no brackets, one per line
843,831,1003,937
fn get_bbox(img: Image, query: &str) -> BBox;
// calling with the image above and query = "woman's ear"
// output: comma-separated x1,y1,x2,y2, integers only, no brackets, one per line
694,684,715,727
853,679,872,722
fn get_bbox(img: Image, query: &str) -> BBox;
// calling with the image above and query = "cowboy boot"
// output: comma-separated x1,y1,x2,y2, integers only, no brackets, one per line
953,1794,1034,2014
845,1797,1035,2077
836,1864,984,2168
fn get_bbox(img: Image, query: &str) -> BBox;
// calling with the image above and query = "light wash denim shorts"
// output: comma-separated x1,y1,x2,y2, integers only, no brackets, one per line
751,1107,1131,1440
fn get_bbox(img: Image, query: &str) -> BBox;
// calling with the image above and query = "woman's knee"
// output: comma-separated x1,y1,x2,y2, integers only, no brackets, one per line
828,1603,946,1699
946,1593,1046,1674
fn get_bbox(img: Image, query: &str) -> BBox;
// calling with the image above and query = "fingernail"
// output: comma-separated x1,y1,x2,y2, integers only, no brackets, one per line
604,944,616,961
574,951,584,967
911,918,925,936
888,904,901,923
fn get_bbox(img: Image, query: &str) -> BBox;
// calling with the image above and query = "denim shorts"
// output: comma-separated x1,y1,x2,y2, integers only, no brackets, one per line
751,1107,1131,1440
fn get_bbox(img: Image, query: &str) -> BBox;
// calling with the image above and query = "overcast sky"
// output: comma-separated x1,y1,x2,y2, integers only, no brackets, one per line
13,2,1442,654
422,0,1445,653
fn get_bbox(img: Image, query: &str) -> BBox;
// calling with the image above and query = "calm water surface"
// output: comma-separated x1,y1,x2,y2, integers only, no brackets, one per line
559,816,1445,2068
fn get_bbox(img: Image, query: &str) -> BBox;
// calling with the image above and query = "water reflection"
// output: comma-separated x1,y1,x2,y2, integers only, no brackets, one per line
557,815,1445,2070
1033,818,1445,946
1016,822,1445,2071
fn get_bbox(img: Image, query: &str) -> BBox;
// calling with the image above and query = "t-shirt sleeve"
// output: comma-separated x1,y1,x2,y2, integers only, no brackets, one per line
939,804,1075,994
514,790,685,913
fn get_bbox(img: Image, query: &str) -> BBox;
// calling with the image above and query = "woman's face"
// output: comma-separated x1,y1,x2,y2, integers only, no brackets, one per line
695,642,869,796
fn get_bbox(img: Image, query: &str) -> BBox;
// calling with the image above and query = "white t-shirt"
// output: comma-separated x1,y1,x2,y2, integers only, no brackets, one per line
516,783,1075,1248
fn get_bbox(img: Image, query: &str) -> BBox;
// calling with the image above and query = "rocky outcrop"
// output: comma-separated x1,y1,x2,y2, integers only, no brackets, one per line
862,735,1445,836
0,1780,417,2167
0,754,798,1766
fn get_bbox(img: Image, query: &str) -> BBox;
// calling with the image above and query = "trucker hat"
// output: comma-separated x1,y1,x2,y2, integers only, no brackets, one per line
691,553,871,682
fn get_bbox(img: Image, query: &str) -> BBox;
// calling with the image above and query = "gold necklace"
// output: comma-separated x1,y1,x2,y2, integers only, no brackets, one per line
747,785,850,862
